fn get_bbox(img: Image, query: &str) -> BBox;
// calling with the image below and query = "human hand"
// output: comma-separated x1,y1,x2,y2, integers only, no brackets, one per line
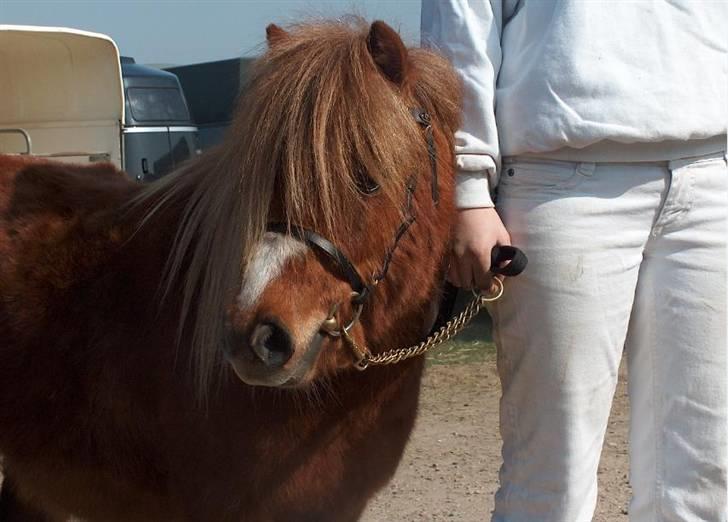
448,207,511,292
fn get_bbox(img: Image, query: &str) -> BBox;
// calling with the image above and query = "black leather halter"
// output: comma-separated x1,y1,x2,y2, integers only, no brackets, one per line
268,108,527,336
267,222,372,305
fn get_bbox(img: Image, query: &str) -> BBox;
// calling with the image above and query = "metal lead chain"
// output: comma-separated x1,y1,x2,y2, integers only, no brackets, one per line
344,278,504,370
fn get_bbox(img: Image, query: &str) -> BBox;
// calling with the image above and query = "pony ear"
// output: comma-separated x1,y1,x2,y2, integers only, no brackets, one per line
266,24,288,46
366,21,409,85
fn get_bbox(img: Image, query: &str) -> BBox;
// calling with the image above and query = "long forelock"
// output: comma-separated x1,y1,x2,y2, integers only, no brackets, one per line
234,18,428,244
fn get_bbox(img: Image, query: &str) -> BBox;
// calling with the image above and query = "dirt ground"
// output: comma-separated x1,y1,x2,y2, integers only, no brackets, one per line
362,340,631,522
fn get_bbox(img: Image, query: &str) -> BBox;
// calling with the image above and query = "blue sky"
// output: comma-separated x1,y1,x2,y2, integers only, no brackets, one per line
1,0,421,65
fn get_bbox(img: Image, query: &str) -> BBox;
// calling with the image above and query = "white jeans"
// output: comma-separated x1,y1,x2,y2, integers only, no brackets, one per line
489,153,727,522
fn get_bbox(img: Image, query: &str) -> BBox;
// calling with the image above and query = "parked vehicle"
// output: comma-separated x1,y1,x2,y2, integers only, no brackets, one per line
121,57,198,181
166,57,253,150
0,25,198,182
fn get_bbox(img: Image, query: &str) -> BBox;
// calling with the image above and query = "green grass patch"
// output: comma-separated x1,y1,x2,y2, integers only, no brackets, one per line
425,308,496,366
426,338,496,366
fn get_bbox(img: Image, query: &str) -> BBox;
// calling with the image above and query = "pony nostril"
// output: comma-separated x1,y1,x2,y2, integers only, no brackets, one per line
249,321,294,367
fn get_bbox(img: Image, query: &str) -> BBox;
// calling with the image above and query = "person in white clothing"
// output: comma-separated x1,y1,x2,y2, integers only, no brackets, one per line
421,1,727,521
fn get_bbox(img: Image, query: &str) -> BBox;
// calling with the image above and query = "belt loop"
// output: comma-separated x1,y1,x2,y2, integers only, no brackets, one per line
577,162,595,176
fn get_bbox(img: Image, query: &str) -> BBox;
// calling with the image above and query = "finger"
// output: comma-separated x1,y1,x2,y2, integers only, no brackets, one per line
452,257,474,290
472,252,493,291
447,261,461,287
460,256,477,290
498,229,512,246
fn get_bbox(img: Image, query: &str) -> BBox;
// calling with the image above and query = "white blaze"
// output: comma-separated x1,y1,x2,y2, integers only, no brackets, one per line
237,232,307,310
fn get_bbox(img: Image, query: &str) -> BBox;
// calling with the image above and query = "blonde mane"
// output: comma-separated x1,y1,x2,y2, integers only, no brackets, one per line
131,18,461,396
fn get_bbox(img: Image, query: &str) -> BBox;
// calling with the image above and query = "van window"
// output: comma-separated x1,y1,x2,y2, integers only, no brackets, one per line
127,87,190,122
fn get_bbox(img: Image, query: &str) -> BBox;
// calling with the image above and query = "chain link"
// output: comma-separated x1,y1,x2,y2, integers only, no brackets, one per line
343,279,504,371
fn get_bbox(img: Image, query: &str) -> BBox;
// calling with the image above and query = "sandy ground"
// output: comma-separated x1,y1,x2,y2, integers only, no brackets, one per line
362,348,631,522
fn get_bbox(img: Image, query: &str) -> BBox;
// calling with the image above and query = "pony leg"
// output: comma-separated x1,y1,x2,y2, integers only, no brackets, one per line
0,477,53,522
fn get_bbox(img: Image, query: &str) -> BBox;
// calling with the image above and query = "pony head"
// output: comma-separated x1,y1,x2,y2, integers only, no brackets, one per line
144,19,461,392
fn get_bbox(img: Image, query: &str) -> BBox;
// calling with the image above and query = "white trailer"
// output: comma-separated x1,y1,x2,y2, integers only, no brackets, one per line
0,25,124,167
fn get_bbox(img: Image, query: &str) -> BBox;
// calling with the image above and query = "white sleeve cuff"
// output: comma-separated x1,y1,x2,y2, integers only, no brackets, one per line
455,173,494,208
454,154,497,209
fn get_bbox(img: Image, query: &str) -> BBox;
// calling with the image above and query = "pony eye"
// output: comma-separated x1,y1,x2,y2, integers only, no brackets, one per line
356,176,380,196
354,164,380,196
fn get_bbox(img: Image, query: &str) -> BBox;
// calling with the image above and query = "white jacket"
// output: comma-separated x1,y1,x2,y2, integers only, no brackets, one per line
421,0,728,208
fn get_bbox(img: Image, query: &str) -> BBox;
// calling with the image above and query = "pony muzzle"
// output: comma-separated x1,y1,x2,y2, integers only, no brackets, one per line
224,316,327,388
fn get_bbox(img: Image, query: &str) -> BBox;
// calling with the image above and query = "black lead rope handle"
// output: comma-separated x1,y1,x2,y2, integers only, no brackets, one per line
428,245,527,336
490,245,528,277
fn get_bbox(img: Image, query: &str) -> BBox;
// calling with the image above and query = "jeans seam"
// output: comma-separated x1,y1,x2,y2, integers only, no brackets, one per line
650,169,672,238
493,303,510,507
661,164,696,235
649,279,663,522
684,166,696,219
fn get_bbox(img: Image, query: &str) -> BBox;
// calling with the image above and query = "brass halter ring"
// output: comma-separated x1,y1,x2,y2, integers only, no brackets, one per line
320,292,365,337
472,276,504,303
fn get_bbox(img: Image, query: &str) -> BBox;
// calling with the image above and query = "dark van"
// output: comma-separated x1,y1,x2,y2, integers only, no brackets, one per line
121,57,199,181
166,58,253,151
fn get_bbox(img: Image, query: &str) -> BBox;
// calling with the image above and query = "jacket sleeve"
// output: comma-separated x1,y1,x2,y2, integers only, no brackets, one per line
421,0,503,208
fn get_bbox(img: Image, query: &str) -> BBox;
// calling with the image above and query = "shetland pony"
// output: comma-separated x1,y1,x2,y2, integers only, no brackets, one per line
0,19,461,521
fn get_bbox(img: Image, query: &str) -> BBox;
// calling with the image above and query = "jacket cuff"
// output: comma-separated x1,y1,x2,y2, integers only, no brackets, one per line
455,173,494,208
454,154,497,209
